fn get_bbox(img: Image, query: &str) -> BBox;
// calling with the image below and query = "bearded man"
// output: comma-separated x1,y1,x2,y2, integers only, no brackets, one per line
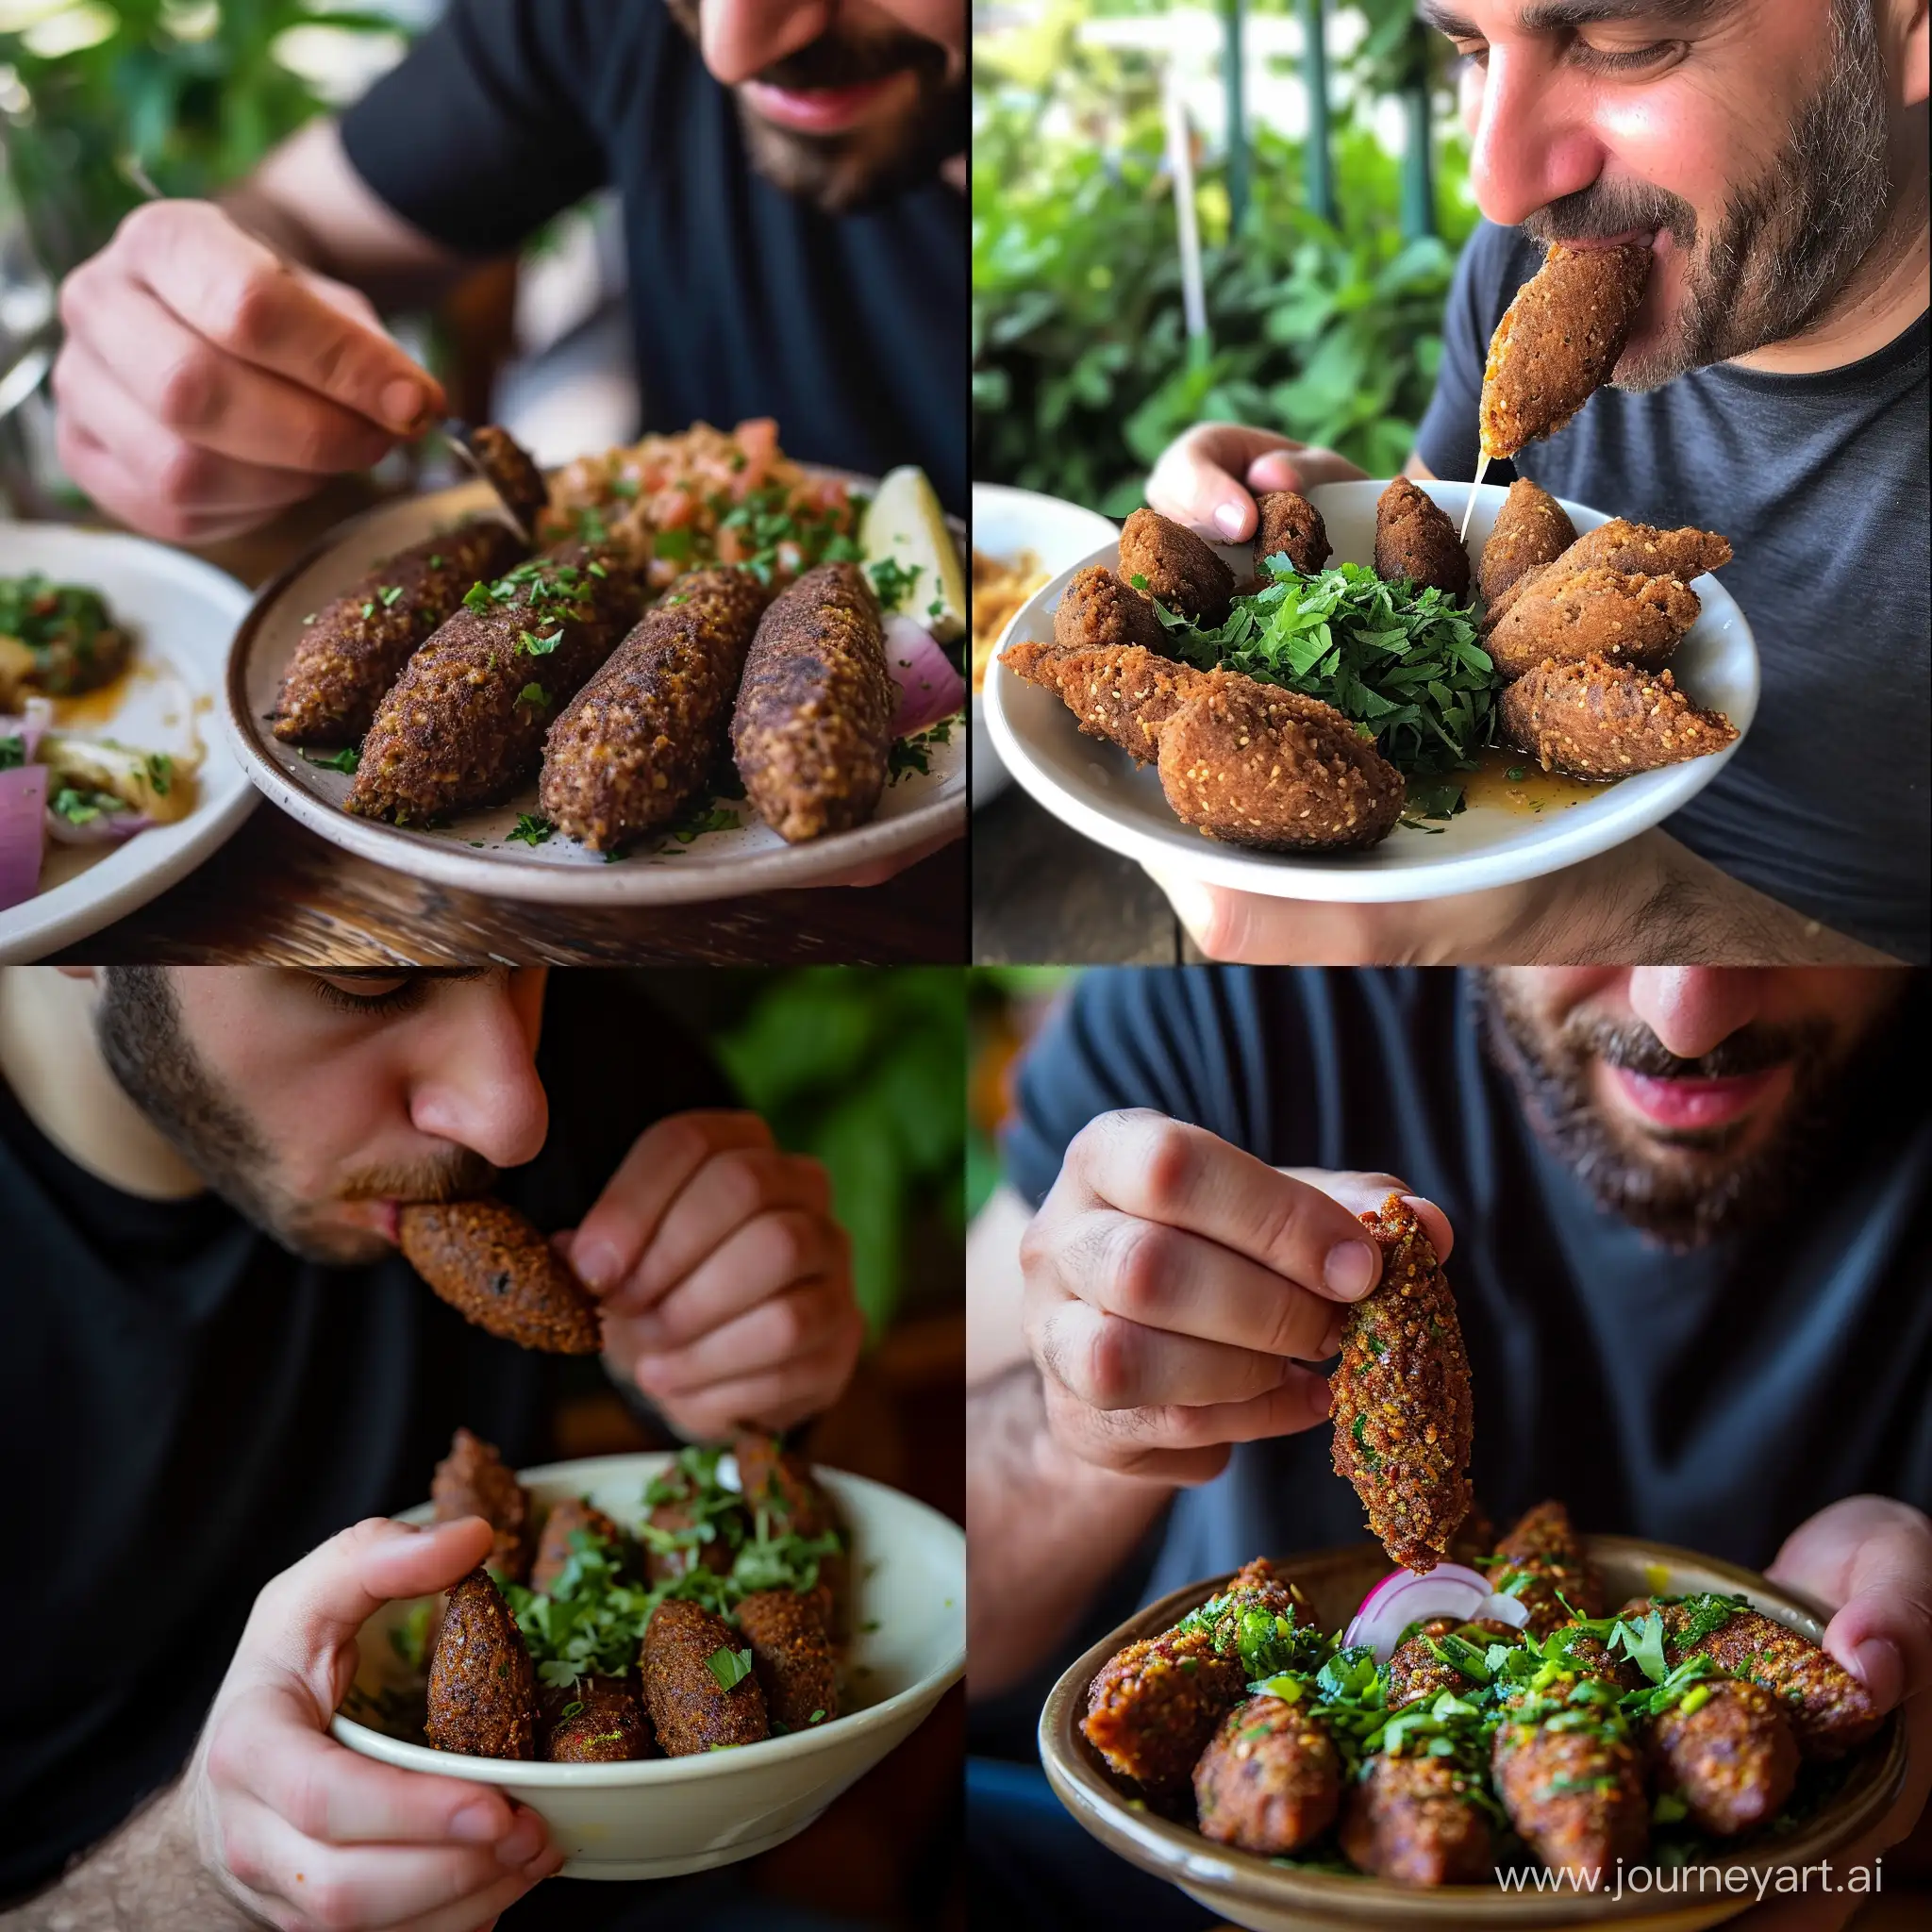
1132,0,1928,964
965,965,1932,1929
50,0,967,538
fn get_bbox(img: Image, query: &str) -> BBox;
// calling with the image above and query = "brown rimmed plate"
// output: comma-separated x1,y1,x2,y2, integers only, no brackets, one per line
1039,1537,1906,1931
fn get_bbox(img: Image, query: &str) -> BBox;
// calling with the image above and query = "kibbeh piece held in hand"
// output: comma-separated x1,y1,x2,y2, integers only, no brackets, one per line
1374,478,1471,602
1119,508,1236,625
1498,655,1737,778
399,1198,602,1354
1329,1194,1474,1573
1480,241,1653,458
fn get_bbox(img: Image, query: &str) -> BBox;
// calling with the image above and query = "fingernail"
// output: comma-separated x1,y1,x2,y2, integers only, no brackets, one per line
451,1801,505,1843
1324,1241,1380,1301
380,378,430,434
573,1239,621,1292
1852,1638,1901,1701
1212,502,1246,541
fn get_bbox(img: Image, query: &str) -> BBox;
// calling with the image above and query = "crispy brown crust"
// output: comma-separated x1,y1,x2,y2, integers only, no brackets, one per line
539,566,773,848
272,523,527,746
398,1198,602,1355
1485,519,1732,629
1119,508,1236,625
736,1590,839,1731
1487,1500,1604,1636
1480,242,1652,458
346,544,644,822
467,425,551,535
1052,565,1169,655
1491,1718,1647,1881
1487,568,1700,679
1193,1694,1341,1854
641,1598,770,1756
1082,1627,1248,1812
530,1495,624,1594
734,1435,846,1637
431,1427,534,1583
1386,1618,1523,1708
1651,1678,1799,1835
1158,675,1406,851
1498,655,1737,779
1330,1195,1474,1573
998,641,1211,762
1254,491,1331,577
1478,479,1576,608
1374,478,1471,602
425,1569,539,1759
540,1674,657,1762
730,561,893,841
1340,1751,1493,1886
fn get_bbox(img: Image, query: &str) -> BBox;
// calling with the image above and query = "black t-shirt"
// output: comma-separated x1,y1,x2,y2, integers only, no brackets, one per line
1416,221,1932,962
340,0,966,512
0,974,732,1901
1002,968,1932,1616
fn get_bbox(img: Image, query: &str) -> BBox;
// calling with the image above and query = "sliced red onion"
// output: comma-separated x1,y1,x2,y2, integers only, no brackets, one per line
45,805,151,846
1341,1562,1531,1662
883,614,966,739
0,764,49,911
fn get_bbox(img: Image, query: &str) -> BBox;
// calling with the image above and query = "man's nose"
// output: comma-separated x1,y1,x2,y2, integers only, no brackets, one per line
406,985,550,1172
1468,46,1606,227
1626,969,1769,1061
701,0,832,84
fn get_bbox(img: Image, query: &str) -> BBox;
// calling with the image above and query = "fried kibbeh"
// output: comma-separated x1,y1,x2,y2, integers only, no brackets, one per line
1477,478,1576,608
1084,1628,1249,1812
1479,241,1652,458
1374,477,1471,601
539,1674,657,1763
736,1589,839,1732
1486,1498,1604,1636
1119,508,1236,625
1193,1694,1342,1855
1493,1703,1648,1884
1499,655,1738,778
1157,676,1406,851
531,1494,624,1593
1052,564,1168,656
398,1198,602,1355
1340,1751,1494,1887
1486,567,1700,678
425,1569,539,1759
1254,491,1331,577
431,1428,534,1583
641,1598,770,1756
1652,1677,1799,1836
1386,1617,1524,1708
1487,518,1733,628
1330,1195,1474,1574
999,641,1212,761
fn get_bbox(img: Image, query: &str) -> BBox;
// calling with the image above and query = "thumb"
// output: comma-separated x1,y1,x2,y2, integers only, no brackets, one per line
1819,1556,1932,1717
1147,427,1307,541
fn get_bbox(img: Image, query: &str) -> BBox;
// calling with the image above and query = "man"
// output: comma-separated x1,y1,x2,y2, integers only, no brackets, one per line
0,967,864,1931
1139,0,1928,964
967,966,1932,1927
51,0,967,543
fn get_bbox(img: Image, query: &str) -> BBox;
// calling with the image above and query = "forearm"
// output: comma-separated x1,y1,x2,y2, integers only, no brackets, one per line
967,1362,1172,1699
0,1782,253,1932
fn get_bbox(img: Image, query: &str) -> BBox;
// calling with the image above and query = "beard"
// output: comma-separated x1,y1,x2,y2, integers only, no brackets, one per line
662,0,964,212
94,969,497,1265
1520,0,1903,387
1476,971,1911,1249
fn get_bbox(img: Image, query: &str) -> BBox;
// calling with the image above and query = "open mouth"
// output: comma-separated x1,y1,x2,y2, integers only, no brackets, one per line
1557,226,1663,252
741,74,905,134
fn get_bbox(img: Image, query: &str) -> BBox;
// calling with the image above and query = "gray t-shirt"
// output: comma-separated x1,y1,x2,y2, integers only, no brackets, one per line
1416,222,1930,962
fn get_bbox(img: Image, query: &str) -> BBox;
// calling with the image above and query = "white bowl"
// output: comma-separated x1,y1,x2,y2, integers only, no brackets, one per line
984,480,1758,904
970,484,1121,809
332,1453,964,1881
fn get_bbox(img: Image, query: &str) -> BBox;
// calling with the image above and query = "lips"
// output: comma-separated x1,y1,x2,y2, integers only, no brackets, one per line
1557,227,1660,252
1608,1064,1785,1132
741,75,899,133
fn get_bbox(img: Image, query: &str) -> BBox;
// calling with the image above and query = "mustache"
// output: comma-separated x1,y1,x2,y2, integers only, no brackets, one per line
1523,181,1699,252
1557,1012,1832,1081
756,30,946,92
337,1149,499,1204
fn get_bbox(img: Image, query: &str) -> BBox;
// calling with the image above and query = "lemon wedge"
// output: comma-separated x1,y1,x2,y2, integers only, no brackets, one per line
860,466,965,643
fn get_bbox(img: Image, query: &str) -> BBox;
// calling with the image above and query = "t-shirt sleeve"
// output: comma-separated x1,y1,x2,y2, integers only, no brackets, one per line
1414,220,1520,483
338,0,616,256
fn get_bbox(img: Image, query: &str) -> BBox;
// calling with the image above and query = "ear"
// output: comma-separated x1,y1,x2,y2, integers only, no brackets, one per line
1898,0,1930,108
55,966,100,983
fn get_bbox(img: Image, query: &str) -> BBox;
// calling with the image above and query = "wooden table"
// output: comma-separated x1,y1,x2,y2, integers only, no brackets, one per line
55,488,966,965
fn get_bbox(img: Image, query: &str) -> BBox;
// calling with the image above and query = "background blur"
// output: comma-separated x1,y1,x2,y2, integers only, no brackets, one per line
973,0,1479,513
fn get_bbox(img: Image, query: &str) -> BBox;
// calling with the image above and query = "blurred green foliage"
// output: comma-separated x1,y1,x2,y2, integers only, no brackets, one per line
0,1,407,278
965,967,1077,1220
973,1,1476,513
712,969,963,1342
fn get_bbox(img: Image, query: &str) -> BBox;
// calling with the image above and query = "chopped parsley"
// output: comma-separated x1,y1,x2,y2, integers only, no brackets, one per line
517,629,562,656
867,556,922,614
51,787,125,825
303,746,360,774
506,812,553,847
515,682,550,710
0,734,23,772
706,1645,755,1691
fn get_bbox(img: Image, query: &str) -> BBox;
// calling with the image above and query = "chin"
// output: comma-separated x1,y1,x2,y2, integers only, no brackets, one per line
271,1215,398,1269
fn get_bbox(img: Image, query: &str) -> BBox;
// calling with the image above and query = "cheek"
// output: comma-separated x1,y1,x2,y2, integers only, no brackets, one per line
1592,77,1741,220
870,0,960,58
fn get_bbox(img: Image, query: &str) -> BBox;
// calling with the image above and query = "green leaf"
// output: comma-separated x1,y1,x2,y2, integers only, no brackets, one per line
706,1645,755,1691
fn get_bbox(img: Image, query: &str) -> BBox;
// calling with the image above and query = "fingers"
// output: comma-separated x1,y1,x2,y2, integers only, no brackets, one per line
55,411,291,548
1774,1502,1932,1713
1058,1111,1386,1305
1040,1360,1332,1476
616,1207,848,1352
655,1329,864,1440
568,1111,776,1297
638,1279,860,1398
1036,1298,1316,1411
1146,425,1308,540
113,200,441,433
1278,1168,1456,1261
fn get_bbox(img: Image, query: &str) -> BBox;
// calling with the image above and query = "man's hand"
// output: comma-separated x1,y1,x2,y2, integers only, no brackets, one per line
1146,424,1368,541
54,200,443,545
1020,1108,1454,1484
190,1517,562,1932
1742,1497,1932,1929
570,1110,864,1438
